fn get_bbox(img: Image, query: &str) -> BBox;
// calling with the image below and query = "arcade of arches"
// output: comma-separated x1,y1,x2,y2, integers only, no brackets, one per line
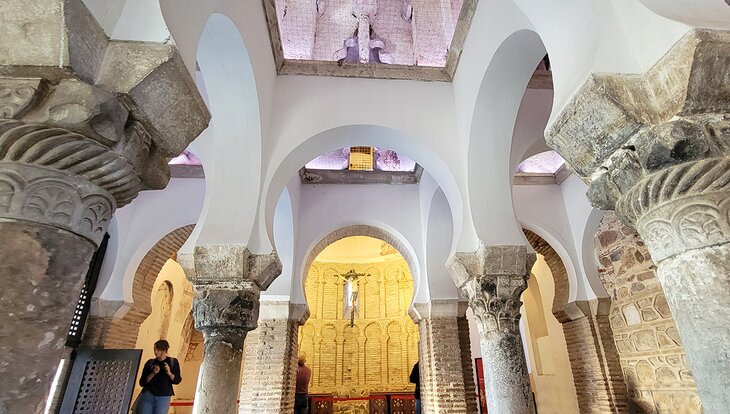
2,1,730,414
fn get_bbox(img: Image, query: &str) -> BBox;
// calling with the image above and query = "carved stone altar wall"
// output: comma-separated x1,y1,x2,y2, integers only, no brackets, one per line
595,213,701,413
300,258,418,406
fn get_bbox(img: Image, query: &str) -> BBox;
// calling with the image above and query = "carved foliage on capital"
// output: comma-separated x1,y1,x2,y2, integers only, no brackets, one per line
193,285,260,341
632,188,730,262
450,245,535,335
0,164,114,245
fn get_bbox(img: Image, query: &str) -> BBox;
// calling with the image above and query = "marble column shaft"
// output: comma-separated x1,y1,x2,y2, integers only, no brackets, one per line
0,1,208,411
186,246,283,414
450,245,536,414
546,29,730,413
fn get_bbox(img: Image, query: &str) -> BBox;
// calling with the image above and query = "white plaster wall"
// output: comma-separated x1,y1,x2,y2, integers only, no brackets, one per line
80,0,704,309
290,183,432,305
96,178,205,304
559,175,608,298
513,183,583,303
426,188,459,300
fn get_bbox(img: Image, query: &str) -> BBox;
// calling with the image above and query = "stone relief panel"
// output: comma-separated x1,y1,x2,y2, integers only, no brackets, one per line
595,213,702,414
300,259,418,401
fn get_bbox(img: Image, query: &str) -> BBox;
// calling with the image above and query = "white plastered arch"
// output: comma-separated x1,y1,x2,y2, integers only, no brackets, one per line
260,124,464,258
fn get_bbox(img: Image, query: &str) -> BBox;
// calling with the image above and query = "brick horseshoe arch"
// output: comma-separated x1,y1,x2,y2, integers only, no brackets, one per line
523,228,571,323
302,225,421,305
92,225,195,348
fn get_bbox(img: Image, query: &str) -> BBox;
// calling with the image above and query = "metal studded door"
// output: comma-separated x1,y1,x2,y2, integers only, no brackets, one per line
60,349,142,414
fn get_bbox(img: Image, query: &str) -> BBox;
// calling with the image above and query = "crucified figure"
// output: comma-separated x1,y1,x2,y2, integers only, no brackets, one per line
336,269,369,327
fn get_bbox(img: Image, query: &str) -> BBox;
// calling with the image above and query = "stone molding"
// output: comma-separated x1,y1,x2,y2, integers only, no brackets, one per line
449,244,536,334
1,0,209,155
188,245,283,290
409,299,468,323
258,300,310,325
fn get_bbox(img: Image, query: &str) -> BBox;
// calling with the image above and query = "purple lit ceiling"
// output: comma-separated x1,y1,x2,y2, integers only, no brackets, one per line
516,151,565,174
305,147,416,172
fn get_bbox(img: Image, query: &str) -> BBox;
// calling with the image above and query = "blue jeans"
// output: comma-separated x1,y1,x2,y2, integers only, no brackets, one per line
137,390,171,414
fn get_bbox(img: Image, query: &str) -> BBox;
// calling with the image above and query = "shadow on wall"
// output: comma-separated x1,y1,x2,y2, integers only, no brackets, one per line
625,375,655,414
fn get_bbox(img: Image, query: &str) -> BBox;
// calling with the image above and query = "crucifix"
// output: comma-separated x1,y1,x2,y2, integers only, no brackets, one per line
336,269,370,327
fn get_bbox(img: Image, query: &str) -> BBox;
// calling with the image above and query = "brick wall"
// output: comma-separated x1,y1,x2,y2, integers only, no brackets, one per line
83,225,194,348
595,213,701,413
418,316,469,413
457,317,479,414
239,319,300,413
562,300,630,413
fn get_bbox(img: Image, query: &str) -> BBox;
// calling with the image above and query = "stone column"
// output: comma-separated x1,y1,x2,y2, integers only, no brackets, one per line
546,29,730,413
186,246,282,414
239,301,309,413
409,300,475,414
450,245,537,414
0,2,208,411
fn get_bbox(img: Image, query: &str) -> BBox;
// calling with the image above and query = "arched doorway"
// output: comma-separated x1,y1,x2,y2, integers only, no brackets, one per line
301,235,419,413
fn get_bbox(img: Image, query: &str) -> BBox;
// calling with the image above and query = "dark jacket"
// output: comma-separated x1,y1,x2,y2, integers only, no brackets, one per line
139,357,182,396
410,362,420,399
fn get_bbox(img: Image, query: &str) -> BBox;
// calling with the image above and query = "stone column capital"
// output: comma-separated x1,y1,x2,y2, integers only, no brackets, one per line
0,1,209,246
448,244,535,335
546,30,730,218
193,283,260,347
187,245,284,290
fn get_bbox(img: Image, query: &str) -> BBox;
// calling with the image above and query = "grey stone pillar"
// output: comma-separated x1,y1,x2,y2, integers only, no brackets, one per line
450,245,537,414
238,301,309,414
186,246,282,414
0,2,208,412
546,29,730,413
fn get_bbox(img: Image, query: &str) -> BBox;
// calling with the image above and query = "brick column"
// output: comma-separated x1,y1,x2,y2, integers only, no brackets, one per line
457,315,480,414
185,246,282,414
561,300,629,413
410,300,475,413
0,2,207,411
547,29,730,413
450,244,536,414
239,301,309,413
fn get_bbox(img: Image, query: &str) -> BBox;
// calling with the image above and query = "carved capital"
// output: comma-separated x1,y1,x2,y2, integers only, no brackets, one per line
449,245,535,334
616,158,730,262
546,29,730,210
0,162,114,245
193,284,260,347
0,1,210,233
188,245,283,290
